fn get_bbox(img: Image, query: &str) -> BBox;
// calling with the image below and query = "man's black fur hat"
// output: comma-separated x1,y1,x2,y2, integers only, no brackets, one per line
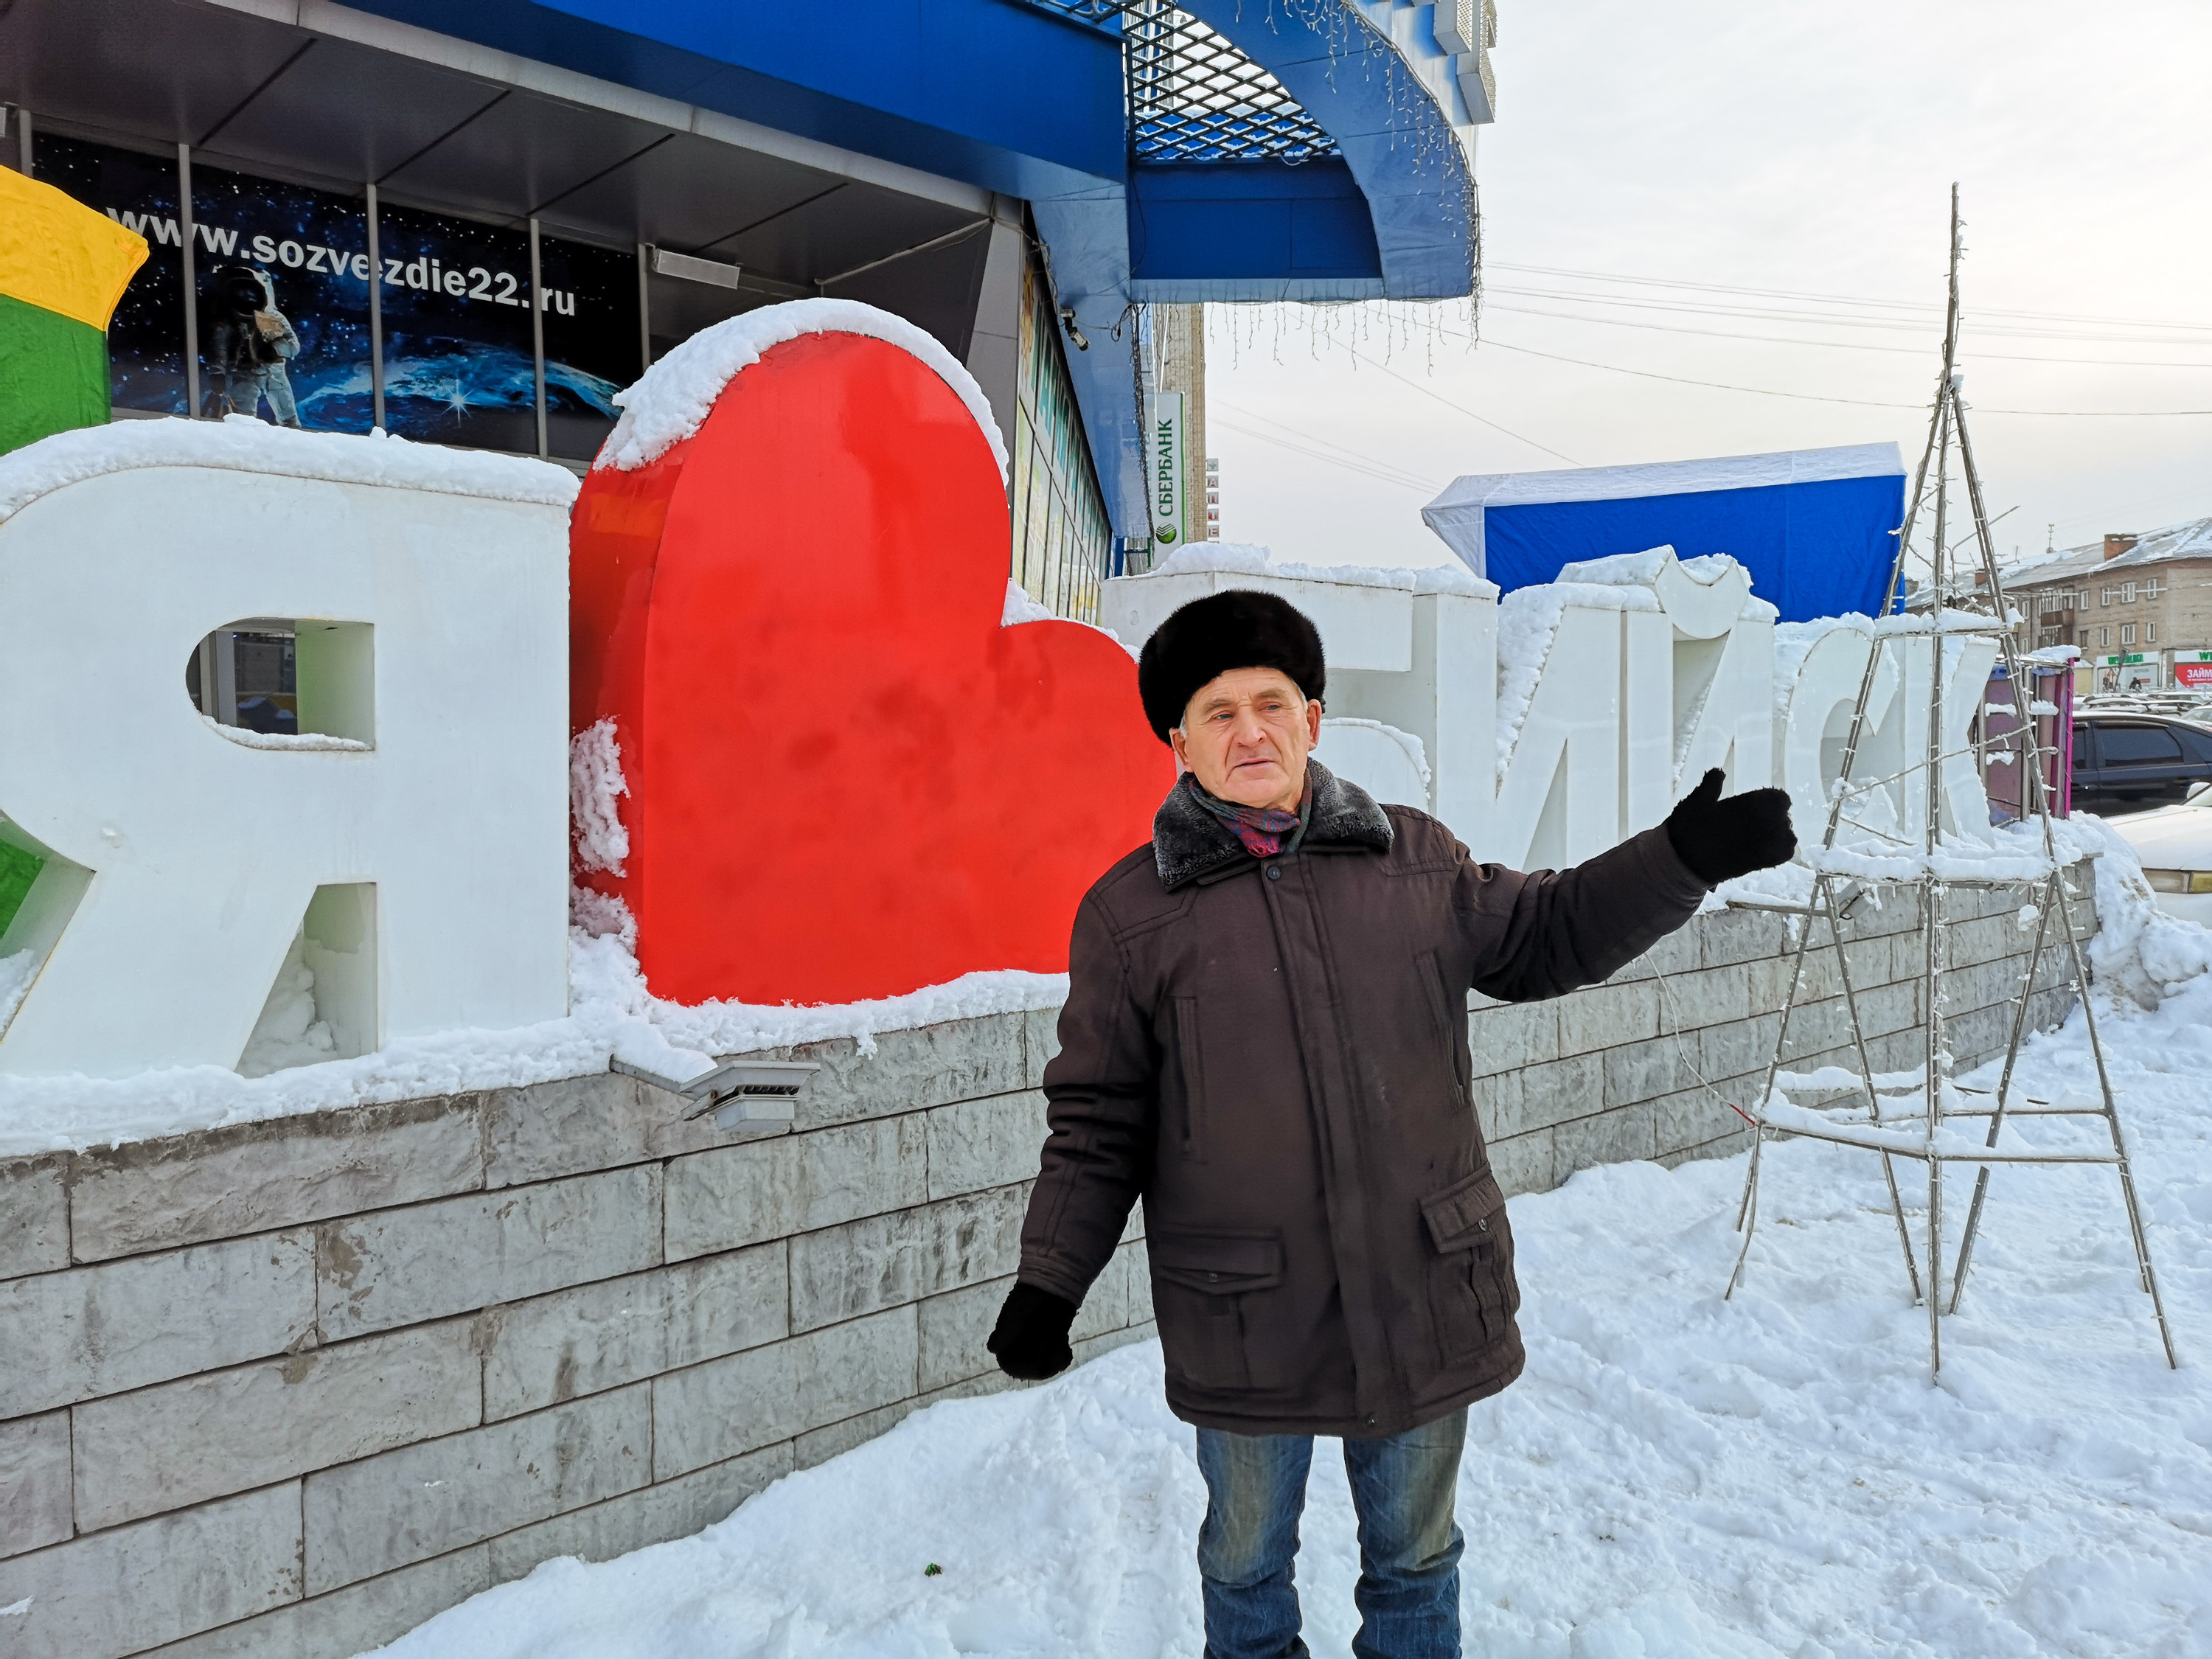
1136,590,1326,743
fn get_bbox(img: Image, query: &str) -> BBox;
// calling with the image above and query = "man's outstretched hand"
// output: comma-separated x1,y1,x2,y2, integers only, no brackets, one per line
987,1281,1079,1380
1665,768,1796,886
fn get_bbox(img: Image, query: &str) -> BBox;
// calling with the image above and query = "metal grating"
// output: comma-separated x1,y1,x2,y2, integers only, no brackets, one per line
1125,3,1340,164
1019,0,1128,26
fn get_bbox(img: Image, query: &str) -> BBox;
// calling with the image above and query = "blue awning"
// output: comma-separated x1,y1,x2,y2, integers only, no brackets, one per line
1422,445,1910,623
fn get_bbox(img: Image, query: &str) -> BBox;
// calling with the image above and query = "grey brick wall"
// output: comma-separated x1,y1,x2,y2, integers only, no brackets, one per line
0,870,2094,1659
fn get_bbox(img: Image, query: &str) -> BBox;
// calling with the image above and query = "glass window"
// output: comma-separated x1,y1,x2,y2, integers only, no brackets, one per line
2102,590,2115,606
2122,582,2138,602
538,234,640,462
33,131,189,415
2101,725,2183,765
2100,627,2111,646
1007,256,1113,621
372,204,537,452
29,128,638,456
2148,622,2157,643
2121,624,2137,645
192,159,374,431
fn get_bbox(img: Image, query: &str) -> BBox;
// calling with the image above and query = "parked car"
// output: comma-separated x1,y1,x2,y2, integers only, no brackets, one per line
2110,782,2212,925
2070,714,2212,814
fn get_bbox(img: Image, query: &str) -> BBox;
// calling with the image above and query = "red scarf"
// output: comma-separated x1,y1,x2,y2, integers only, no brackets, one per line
1183,772,1310,858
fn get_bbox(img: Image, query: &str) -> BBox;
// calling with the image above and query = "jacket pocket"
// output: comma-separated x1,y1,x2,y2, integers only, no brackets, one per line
1150,1229,1287,1394
1171,995,1206,1160
1420,1167,1517,1363
1414,950,1471,1107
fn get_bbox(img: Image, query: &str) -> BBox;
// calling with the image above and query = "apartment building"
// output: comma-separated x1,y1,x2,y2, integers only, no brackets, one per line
2006,519,2212,692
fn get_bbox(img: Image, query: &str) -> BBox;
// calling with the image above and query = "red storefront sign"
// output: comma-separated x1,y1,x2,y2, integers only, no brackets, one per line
2174,661,2212,688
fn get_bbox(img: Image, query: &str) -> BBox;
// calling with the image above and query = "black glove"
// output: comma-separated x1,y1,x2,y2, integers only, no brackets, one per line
987,1281,1078,1381
1664,767,1796,886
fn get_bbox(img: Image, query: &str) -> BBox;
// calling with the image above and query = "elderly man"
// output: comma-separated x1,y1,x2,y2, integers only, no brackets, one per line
990,591,1793,1659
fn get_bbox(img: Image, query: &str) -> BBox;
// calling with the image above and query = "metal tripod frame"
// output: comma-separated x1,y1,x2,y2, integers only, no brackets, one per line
1722,186,2177,1379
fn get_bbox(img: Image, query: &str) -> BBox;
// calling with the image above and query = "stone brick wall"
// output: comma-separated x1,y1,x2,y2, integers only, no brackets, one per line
1475,877,2091,1195
0,873,2092,1659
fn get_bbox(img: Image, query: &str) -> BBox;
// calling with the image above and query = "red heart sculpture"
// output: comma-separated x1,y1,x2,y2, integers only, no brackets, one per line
570,326,1174,1006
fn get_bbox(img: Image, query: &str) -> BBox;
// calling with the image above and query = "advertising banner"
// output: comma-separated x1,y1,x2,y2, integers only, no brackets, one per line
2173,655,2212,689
33,132,636,457
31,133,189,417
1147,389,1185,547
193,158,373,432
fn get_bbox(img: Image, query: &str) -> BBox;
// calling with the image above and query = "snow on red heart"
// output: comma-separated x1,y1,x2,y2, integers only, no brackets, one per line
570,301,1173,1006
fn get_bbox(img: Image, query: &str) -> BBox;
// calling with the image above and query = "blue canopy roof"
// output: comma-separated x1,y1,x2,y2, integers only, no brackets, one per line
1422,445,1909,623
341,0,1492,538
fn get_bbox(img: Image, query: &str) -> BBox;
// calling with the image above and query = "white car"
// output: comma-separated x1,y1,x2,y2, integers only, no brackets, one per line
2111,783,2212,924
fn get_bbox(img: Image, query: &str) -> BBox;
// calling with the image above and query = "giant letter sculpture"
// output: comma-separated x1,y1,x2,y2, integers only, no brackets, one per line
0,422,572,1078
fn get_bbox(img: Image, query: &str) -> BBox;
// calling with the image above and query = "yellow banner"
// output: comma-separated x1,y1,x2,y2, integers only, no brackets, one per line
0,167,148,333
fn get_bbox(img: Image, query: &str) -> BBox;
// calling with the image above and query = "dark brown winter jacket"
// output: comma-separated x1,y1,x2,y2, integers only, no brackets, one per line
1016,760,1711,1438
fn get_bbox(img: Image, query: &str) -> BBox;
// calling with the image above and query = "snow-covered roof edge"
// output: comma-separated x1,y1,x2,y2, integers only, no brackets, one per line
594,297,1009,481
1425,442,1906,515
1135,540,1495,597
2004,516,2212,586
0,415,581,524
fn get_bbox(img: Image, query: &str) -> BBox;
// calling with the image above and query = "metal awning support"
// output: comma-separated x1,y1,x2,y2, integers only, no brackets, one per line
613,1055,820,1133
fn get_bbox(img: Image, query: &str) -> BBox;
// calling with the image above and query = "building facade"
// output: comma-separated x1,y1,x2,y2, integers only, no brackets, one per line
2,0,1496,620
2008,521,2212,694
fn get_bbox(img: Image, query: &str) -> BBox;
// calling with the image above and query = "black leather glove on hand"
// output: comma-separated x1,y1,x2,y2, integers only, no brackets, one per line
1664,768,1798,886
987,1281,1078,1381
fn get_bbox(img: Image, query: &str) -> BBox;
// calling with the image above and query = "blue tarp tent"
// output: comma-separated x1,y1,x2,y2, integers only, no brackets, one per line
1421,444,1907,622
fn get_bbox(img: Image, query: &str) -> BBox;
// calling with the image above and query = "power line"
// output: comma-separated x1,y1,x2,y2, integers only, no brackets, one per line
1487,284,2212,347
1469,335,2212,416
1211,402,1444,492
1486,302,2212,369
1210,413,1442,495
1490,261,2212,335
1325,341,1585,465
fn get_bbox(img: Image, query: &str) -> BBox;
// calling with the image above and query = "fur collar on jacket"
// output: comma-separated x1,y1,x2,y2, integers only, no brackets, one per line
1152,759,1394,890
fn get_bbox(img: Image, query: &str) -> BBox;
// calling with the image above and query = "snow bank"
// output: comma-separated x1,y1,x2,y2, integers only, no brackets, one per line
0,415,579,523
0,929,1065,1158
1557,546,1735,589
1147,540,1493,597
1001,578,1137,657
201,716,369,753
594,299,1007,481
0,950,35,1038
364,954,2212,1659
568,718,630,877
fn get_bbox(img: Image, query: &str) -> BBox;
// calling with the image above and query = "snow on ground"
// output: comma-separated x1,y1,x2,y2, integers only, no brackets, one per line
364,967,2212,1659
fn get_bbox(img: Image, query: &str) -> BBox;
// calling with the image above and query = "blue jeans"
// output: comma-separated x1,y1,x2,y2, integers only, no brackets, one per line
1194,1410,1466,1659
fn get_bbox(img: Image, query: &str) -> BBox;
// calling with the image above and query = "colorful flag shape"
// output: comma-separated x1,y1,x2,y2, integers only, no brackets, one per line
0,166,149,455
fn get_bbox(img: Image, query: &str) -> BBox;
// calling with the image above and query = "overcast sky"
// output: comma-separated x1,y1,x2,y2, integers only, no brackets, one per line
1204,0,2212,574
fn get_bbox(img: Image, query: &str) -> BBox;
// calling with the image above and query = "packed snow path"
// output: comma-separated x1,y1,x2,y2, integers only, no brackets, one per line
369,983,2212,1659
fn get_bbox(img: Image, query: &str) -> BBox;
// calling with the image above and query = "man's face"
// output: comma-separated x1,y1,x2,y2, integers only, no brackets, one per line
1170,667,1321,812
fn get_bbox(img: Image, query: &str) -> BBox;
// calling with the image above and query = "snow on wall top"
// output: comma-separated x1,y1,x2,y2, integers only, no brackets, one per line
0,927,1069,1158
0,415,580,525
1144,540,1495,597
1425,442,1906,513
594,298,1009,480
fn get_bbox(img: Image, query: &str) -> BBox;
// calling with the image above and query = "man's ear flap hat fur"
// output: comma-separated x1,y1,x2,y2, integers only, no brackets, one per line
1136,589,1326,744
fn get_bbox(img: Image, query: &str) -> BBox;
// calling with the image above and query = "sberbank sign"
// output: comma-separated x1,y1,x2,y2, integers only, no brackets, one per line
1148,391,1184,546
